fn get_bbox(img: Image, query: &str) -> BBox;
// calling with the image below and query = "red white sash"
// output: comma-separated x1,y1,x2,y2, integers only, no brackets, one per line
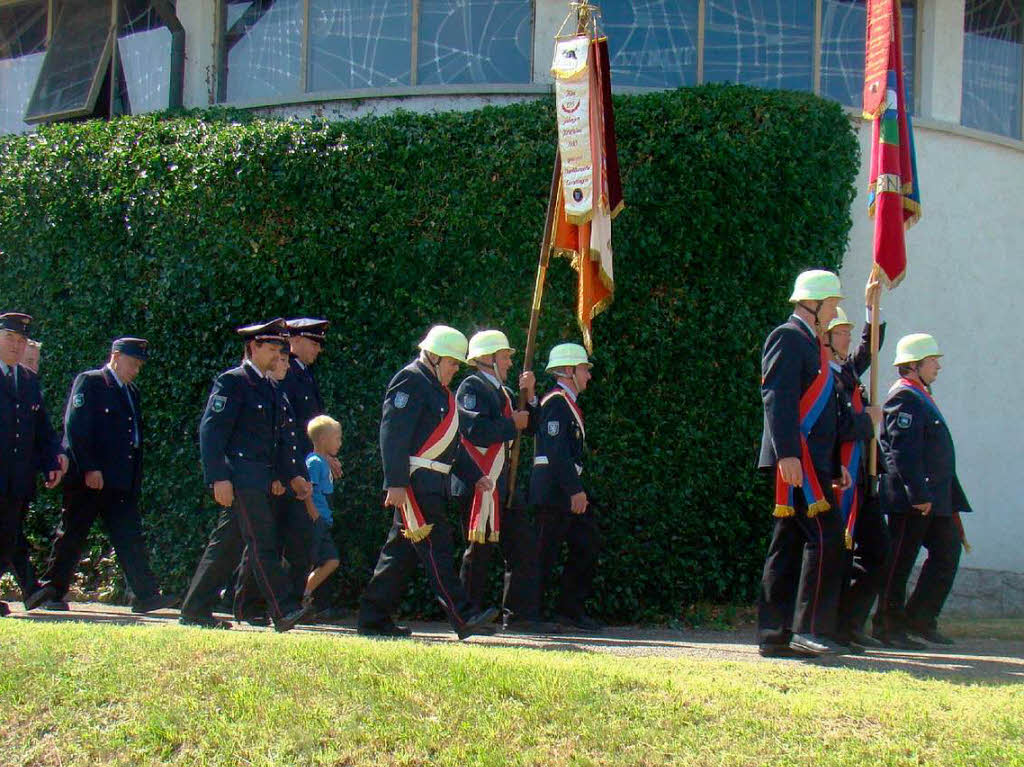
400,390,460,542
461,389,513,544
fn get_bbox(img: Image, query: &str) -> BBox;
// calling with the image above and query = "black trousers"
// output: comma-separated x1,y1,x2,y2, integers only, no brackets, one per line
358,494,476,632
457,495,542,620
758,484,844,644
40,486,159,602
181,488,299,621
0,499,39,599
874,512,962,635
837,495,891,636
235,495,314,620
535,504,600,619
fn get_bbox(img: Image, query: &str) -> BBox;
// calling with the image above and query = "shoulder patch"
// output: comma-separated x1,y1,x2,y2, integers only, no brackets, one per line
896,412,913,429
547,420,560,436
394,391,409,409
210,395,227,413
73,392,84,408
461,392,477,410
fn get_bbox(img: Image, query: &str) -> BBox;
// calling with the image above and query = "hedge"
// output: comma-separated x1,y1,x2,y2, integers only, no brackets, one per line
0,85,858,622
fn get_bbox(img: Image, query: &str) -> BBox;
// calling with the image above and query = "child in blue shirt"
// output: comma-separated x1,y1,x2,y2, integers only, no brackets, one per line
302,415,342,607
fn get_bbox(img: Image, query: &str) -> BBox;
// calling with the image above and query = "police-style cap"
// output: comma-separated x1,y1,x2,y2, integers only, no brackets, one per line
112,337,149,360
0,312,32,336
237,318,289,345
286,318,329,344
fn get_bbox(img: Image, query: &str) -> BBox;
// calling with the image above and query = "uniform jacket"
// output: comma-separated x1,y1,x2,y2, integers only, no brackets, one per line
528,385,585,510
199,362,306,491
759,315,842,477
63,367,144,495
880,382,971,517
451,370,538,500
0,363,61,499
380,359,482,497
834,321,886,455
280,355,324,457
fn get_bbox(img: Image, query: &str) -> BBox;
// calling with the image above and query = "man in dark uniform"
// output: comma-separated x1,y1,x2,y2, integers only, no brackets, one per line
0,312,65,616
453,329,556,633
530,342,601,632
873,333,970,647
179,319,312,631
758,270,854,657
357,325,499,640
827,282,887,648
27,339,176,613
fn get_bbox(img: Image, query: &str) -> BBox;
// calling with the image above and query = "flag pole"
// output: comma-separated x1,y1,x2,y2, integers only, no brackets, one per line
868,263,882,479
506,150,561,506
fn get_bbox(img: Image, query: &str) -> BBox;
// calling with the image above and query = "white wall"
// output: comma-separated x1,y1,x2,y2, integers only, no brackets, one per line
840,120,1024,573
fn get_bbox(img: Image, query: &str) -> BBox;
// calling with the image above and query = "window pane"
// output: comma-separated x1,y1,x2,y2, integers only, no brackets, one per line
704,0,815,91
225,0,304,103
417,0,530,85
309,0,412,92
820,0,916,112
961,0,1022,139
0,52,44,134
602,0,699,87
119,27,172,114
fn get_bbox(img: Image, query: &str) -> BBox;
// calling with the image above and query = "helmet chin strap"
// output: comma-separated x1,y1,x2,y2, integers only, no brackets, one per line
422,350,441,380
797,300,824,331
475,353,501,381
555,366,580,392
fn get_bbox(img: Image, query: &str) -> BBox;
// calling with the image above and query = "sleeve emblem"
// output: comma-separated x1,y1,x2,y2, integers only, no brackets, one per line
462,392,476,410
896,412,913,429
394,391,409,409
210,395,227,413
72,393,85,408
547,420,560,436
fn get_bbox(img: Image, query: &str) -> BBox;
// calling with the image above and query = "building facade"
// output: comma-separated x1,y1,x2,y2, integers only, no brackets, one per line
2,0,1022,612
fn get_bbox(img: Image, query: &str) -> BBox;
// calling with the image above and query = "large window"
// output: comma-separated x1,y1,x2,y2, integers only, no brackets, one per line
118,2,173,115
820,0,916,112
221,0,532,103
0,0,47,134
962,0,1022,139
603,1,699,88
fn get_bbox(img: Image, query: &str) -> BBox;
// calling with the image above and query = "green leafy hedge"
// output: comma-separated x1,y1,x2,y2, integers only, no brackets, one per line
0,85,858,621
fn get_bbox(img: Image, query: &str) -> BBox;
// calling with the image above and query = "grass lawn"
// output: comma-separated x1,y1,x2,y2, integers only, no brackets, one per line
1,620,1022,767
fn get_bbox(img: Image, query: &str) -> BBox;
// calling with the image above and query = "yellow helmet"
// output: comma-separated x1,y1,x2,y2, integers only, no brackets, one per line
827,307,853,332
467,330,514,363
545,342,591,371
418,325,469,363
893,333,942,366
790,270,844,302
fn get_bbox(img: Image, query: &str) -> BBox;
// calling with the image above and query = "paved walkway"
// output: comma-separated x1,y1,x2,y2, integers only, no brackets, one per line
5,601,1023,684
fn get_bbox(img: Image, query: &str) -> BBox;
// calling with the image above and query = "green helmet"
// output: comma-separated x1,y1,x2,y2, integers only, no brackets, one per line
827,306,853,332
790,270,844,303
893,333,942,366
545,342,591,372
418,325,469,364
467,330,514,363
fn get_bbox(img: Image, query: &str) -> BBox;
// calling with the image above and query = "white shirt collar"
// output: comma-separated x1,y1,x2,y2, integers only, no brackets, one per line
791,314,817,340
243,358,265,379
294,358,306,371
557,380,578,402
478,370,501,389
105,363,126,387
0,360,10,376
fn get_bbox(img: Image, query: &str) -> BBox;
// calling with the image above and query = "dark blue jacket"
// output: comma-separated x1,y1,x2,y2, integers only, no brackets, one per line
528,387,585,510
834,321,886,456
280,355,324,457
451,371,537,500
379,359,482,497
0,364,61,499
880,383,971,517
759,316,841,477
63,367,144,495
199,362,306,491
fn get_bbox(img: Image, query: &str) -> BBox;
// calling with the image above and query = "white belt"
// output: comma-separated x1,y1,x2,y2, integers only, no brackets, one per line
533,456,583,476
409,456,452,475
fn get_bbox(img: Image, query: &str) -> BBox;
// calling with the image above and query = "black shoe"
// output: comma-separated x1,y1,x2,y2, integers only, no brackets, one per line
789,633,842,656
43,600,70,611
908,626,955,645
556,613,604,632
179,614,232,629
132,593,179,614
873,631,926,651
274,604,312,633
0,601,9,617
24,585,56,611
357,620,412,638
502,617,564,634
849,630,884,648
458,607,500,640
758,642,802,658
